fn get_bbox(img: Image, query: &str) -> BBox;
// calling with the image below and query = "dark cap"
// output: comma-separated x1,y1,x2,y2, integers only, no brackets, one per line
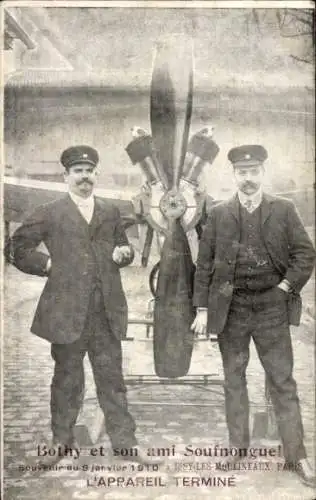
60,145,99,170
228,145,268,168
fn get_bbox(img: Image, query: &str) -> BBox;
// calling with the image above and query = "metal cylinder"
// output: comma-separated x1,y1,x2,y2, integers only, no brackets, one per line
182,133,220,184
125,135,166,185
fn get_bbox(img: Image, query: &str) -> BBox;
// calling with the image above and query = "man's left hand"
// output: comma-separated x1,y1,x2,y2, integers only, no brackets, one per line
277,279,291,293
112,245,132,264
191,309,208,337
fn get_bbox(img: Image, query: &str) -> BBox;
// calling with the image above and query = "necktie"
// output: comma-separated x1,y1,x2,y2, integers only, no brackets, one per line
244,199,253,213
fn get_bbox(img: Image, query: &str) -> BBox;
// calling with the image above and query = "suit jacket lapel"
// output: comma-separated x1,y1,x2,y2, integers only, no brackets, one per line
221,194,241,254
61,195,106,239
89,197,105,236
226,194,240,223
62,195,91,237
260,193,273,225
227,192,273,226
220,192,274,262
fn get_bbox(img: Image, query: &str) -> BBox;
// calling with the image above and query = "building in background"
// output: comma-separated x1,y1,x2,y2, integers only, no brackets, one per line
3,7,314,221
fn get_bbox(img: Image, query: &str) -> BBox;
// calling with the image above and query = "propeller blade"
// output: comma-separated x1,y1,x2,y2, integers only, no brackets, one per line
153,219,195,378
150,38,193,190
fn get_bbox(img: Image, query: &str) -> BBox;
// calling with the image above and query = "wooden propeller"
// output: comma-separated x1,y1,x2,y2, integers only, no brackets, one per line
150,37,196,377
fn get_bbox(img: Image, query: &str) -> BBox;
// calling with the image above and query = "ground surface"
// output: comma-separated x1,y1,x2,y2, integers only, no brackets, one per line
3,259,315,500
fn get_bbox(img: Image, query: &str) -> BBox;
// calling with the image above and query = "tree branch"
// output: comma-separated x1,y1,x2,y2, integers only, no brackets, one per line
290,54,313,64
288,12,313,27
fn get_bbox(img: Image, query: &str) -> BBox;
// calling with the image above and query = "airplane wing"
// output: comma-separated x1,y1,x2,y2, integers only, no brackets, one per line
4,176,139,232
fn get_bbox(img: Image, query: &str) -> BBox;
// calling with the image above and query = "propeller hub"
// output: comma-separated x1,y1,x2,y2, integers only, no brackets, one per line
159,190,187,219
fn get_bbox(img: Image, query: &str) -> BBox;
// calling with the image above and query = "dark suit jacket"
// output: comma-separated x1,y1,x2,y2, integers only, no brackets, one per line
193,193,315,333
6,194,134,344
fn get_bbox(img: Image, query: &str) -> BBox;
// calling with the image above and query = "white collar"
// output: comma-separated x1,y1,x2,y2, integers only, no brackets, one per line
69,191,95,206
238,188,263,210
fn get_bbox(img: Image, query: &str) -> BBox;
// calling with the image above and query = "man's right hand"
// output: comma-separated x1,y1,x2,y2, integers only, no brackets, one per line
191,309,208,337
46,258,52,274
112,245,132,265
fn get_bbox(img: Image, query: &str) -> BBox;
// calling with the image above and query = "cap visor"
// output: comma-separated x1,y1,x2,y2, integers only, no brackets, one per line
233,160,263,168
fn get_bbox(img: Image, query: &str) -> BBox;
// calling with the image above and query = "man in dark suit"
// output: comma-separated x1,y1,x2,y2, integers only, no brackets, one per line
6,145,161,465
192,145,315,487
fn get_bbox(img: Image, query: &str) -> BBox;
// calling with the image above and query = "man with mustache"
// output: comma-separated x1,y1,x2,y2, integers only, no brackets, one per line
6,145,162,466
192,145,316,487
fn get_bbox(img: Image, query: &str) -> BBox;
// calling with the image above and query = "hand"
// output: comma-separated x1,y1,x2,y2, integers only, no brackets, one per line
191,309,208,337
46,258,52,274
277,282,290,293
112,245,132,264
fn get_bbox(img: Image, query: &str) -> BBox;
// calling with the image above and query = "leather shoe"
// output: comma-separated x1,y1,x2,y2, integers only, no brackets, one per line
114,446,164,465
284,459,316,488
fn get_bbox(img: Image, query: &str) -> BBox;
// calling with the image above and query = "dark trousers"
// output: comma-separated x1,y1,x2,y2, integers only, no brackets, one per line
50,287,137,450
218,287,306,463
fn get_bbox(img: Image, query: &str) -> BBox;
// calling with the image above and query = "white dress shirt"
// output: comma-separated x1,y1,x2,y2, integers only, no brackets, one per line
238,188,263,213
69,191,95,224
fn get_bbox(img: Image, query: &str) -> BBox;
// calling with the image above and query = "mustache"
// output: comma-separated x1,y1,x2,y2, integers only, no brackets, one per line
242,181,258,189
77,178,93,186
